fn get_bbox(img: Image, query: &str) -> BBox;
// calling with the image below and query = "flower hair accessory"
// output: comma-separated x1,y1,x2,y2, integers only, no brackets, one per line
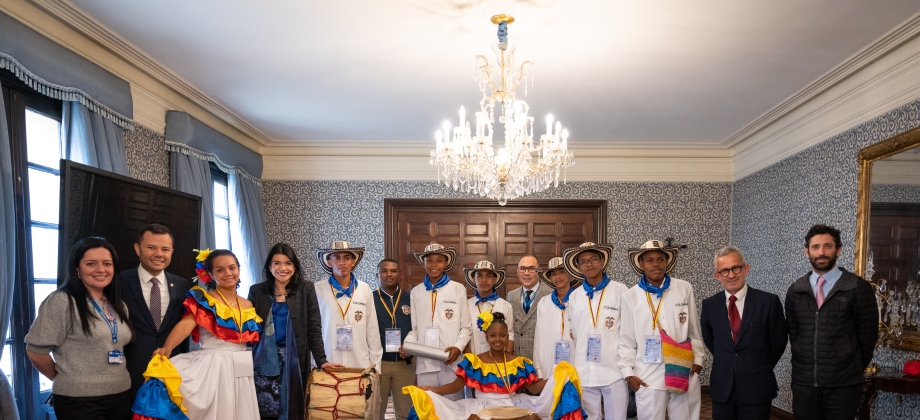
193,248,212,283
476,311,494,332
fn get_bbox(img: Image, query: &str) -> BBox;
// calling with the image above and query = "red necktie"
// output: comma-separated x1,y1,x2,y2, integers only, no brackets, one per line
728,294,740,343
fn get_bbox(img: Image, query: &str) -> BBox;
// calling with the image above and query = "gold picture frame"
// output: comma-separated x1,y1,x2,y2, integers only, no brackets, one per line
855,125,920,351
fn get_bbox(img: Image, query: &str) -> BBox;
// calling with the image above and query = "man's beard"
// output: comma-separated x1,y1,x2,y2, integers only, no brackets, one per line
809,254,838,271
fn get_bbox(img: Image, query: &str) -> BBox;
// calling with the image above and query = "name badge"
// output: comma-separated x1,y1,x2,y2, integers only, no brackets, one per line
644,334,662,364
554,339,571,365
108,350,125,364
385,328,402,352
336,325,354,351
425,327,440,348
586,334,602,362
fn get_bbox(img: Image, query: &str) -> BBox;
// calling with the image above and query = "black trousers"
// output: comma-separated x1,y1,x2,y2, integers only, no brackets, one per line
711,382,772,420
791,383,862,420
53,389,131,420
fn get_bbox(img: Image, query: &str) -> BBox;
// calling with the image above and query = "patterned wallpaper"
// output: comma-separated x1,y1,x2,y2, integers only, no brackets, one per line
873,184,920,203
732,99,920,417
124,124,169,187
262,180,732,383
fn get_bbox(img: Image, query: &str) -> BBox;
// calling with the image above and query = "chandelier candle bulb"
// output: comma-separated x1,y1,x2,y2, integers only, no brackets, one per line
546,114,553,136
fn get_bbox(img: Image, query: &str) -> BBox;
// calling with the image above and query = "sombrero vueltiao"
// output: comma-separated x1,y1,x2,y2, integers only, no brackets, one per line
562,242,614,280
464,261,506,290
539,257,582,289
627,239,679,276
314,240,365,275
412,243,457,271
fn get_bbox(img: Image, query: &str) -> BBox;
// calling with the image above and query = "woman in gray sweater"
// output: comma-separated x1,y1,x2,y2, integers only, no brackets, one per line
25,237,134,420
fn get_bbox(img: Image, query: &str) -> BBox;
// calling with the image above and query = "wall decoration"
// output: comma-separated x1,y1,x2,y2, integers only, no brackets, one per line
124,124,169,187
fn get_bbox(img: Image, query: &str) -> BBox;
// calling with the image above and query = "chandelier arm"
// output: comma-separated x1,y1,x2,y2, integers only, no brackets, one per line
510,61,534,95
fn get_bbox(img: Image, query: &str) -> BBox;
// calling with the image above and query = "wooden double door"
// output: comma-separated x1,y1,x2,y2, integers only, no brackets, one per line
384,199,606,297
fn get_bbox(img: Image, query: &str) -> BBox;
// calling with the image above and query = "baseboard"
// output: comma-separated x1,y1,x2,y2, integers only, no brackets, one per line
770,406,795,420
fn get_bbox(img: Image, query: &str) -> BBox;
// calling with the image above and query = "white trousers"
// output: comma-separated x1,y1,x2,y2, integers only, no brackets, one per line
581,379,628,420
417,370,464,401
634,374,700,420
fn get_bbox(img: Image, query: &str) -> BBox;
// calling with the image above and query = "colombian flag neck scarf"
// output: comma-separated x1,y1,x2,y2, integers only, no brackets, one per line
474,290,499,305
424,273,451,291
551,287,574,310
329,274,357,298
638,274,671,299
582,273,611,300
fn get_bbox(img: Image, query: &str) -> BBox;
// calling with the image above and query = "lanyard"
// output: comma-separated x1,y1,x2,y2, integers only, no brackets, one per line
587,288,606,331
430,290,438,322
216,289,244,342
476,302,494,316
330,283,354,320
645,291,664,330
377,289,401,327
90,297,118,344
560,307,566,336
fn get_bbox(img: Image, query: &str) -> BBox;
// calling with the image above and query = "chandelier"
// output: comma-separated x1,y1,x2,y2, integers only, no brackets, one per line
430,14,575,206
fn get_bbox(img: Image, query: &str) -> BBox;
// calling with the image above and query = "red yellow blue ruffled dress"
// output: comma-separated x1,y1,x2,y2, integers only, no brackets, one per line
403,354,586,420
131,286,262,420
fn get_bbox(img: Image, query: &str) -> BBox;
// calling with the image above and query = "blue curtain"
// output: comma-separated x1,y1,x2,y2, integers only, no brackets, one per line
61,101,129,176
0,80,21,420
229,172,268,288
169,148,216,251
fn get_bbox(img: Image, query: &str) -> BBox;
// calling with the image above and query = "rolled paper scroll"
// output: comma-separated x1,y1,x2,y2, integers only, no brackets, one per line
402,342,450,362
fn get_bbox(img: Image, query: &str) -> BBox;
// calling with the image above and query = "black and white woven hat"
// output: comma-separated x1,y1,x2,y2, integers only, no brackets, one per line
539,257,582,289
561,242,614,279
627,239,679,276
412,243,457,271
464,261,506,290
314,240,365,275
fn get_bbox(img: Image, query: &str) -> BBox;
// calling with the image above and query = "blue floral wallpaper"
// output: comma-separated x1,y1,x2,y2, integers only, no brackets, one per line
262,180,732,383
124,124,169,187
732,99,920,417
873,184,920,203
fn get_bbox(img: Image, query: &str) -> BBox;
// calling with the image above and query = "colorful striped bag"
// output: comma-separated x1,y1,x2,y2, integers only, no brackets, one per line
661,328,694,395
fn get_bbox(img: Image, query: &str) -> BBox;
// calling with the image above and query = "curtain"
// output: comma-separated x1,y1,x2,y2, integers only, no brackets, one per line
61,101,129,176
229,172,268,289
169,149,216,251
0,81,21,420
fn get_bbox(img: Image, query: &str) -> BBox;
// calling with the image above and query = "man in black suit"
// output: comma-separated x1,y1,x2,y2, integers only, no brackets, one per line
701,246,788,420
120,224,190,401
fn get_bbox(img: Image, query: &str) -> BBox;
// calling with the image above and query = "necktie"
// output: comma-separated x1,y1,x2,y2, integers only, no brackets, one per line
150,277,162,331
816,276,826,309
523,290,533,314
728,295,740,343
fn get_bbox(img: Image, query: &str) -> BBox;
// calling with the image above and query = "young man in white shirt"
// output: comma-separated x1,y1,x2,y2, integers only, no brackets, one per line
400,243,471,401
618,240,704,420
313,241,383,368
465,260,514,354
532,257,580,378
566,242,630,420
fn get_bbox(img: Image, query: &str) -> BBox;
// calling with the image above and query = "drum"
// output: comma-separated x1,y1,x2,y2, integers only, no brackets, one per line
473,406,539,420
306,365,380,420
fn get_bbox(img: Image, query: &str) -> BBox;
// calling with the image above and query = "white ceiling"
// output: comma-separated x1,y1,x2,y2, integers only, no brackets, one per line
68,0,920,144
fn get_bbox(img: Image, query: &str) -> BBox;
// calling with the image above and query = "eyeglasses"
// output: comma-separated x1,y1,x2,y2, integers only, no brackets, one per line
577,257,601,267
717,265,745,277
517,266,538,273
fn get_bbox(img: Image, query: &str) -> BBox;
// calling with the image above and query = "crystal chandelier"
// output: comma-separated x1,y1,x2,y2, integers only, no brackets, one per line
430,14,575,206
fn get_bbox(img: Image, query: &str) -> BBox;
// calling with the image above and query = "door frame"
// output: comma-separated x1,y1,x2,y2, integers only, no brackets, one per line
383,198,607,259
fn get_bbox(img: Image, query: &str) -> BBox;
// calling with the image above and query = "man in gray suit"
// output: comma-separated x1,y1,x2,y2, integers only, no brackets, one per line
507,255,551,360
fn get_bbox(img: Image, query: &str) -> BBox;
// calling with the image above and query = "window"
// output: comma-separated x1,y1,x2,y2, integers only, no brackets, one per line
211,162,231,250
2,71,64,418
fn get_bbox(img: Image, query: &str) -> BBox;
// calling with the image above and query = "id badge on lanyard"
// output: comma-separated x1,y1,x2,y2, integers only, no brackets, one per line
586,334,602,362
91,298,123,364
336,324,354,351
554,334,571,364
644,334,662,364
425,327,440,347
385,328,402,352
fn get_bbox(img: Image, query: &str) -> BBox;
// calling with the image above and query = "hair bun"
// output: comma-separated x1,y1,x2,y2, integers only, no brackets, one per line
492,312,506,323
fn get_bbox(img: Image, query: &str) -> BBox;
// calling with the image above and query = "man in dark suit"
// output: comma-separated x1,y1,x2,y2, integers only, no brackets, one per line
701,246,788,420
506,255,551,360
120,224,190,401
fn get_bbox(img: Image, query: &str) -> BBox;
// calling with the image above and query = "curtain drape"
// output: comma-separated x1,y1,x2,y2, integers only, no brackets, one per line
0,80,21,420
61,101,129,176
169,149,216,251
229,172,268,288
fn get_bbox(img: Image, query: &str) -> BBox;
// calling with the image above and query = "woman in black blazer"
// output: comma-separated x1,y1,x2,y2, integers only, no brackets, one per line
249,243,338,420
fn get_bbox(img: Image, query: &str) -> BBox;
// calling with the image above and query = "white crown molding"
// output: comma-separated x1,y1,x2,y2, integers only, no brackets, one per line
130,84,172,134
728,13,920,180
261,154,733,183
27,0,274,145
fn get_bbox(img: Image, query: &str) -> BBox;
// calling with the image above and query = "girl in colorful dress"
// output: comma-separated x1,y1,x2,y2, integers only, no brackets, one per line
134,249,262,420
403,312,586,420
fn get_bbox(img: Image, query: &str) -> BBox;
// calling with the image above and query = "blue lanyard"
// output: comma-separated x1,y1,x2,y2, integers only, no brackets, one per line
90,298,118,344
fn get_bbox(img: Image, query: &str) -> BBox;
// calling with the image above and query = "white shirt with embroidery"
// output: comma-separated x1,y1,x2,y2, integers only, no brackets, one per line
403,280,472,374
570,281,629,387
532,293,574,378
315,278,383,368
